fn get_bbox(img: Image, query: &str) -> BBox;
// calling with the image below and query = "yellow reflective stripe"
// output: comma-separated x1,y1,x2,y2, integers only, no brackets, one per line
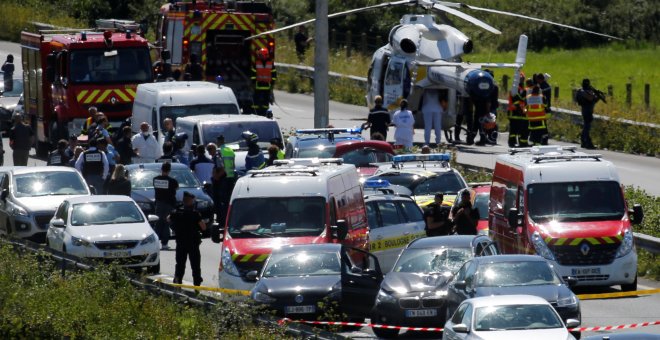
95,89,112,103
231,253,239,261
586,237,600,245
555,238,568,246
240,254,253,262
114,89,131,102
544,237,552,244
569,238,582,246
77,90,89,102
83,90,101,104
601,237,615,244
370,232,425,252
125,88,136,98
255,254,269,262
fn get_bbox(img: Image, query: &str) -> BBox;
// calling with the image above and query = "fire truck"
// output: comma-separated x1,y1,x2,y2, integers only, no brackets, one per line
21,20,153,156
154,1,275,113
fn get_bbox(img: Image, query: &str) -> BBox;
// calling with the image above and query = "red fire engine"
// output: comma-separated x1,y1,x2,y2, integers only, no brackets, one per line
21,20,153,155
154,1,275,113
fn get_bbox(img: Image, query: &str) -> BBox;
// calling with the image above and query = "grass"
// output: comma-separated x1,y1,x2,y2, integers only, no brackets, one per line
0,2,85,43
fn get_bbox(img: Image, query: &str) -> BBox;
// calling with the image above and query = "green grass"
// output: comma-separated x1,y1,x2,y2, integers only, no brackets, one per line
0,2,85,43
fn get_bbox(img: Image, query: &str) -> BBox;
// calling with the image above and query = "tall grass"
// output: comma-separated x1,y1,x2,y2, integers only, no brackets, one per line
0,2,84,42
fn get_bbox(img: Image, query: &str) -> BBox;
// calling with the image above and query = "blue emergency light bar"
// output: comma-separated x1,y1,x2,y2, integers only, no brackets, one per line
393,153,451,163
363,179,391,189
296,127,362,135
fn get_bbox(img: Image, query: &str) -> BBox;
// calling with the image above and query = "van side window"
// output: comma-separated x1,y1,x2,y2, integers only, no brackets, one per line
503,184,516,215
376,201,401,226
517,187,524,211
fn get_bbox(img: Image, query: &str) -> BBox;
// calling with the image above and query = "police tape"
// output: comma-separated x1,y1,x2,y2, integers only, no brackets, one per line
576,288,660,300
279,318,660,333
153,279,251,296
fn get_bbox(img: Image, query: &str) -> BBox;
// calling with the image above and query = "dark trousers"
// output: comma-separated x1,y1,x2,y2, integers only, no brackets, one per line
155,202,174,246
581,113,594,146
508,117,529,147
175,243,202,286
85,175,105,195
12,149,29,166
529,120,549,145
252,89,270,115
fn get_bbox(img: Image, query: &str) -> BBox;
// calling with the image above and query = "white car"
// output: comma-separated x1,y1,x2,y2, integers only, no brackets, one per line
443,295,579,340
46,195,161,273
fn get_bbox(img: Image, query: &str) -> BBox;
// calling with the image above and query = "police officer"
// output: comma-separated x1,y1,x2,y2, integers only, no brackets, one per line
156,141,180,163
75,138,109,194
216,135,235,222
451,190,479,235
576,78,601,149
243,131,265,171
154,162,179,250
168,191,206,286
47,139,71,166
424,193,451,236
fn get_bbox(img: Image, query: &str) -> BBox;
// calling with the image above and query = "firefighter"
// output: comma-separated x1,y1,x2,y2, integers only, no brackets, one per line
47,139,70,166
507,73,528,147
251,48,276,117
83,106,100,135
535,73,552,112
526,85,549,146
243,131,265,171
75,138,109,194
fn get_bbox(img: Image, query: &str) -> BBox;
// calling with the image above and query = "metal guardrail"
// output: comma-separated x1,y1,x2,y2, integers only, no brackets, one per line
634,232,660,254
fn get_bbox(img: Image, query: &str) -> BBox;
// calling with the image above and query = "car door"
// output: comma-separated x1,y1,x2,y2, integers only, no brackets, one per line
340,246,383,318
0,173,8,234
397,200,425,239
446,260,477,315
368,200,405,271
48,201,68,251
444,302,470,340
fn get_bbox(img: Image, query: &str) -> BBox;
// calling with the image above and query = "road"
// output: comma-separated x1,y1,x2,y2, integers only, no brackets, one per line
2,40,659,338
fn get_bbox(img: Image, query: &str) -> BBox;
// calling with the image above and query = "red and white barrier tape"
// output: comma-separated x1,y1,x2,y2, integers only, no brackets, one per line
279,318,660,333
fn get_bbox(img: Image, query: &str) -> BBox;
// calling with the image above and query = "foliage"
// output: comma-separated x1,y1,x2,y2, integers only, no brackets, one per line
625,186,659,238
637,250,660,281
0,1,85,42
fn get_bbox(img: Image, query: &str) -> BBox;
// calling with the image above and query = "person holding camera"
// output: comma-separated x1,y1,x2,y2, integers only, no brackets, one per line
451,190,479,235
576,78,604,149
424,193,452,236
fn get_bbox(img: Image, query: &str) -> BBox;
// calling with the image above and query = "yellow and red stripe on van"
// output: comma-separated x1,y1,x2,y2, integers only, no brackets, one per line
544,235,623,246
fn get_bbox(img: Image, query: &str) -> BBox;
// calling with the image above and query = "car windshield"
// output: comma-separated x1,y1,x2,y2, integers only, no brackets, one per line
263,251,341,277
0,78,23,97
477,261,561,287
129,168,199,189
228,197,326,238
412,173,466,196
202,121,280,150
394,247,472,274
70,48,152,84
528,181,625,222
371,172,423,188
298,143,336,158
340,148,393,167
161,104,239,125
474,304,563,331
474,193,489,220
13,172,89,198
71,201,145,226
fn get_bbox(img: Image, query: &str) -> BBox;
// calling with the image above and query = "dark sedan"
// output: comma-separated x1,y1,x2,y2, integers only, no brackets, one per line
371,235,499,338
445,255,581,326
124,163,214,227
249,244,383,322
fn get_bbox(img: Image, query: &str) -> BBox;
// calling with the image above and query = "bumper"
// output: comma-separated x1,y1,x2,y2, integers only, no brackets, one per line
12,215,49,243
372,299,447,327
218,270,256,293
553,250,637,287
555,305,581,324
67,243,160,268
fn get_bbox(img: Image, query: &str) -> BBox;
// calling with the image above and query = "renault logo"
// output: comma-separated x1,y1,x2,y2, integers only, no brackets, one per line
295,295,304,304
580,243,590,256
110,96,118,104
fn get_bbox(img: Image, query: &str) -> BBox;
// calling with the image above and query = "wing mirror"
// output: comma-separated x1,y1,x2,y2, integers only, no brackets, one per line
350,266,363,274
51,218,66,228
507,208,522,229
0,189,7,201
453,280,467,291
452,323,469,333
147,215,159,223
332,219,348,240
565,276,578,288
565,319,580,328
211,225,224,244
630,204,644,225
245,270,259,282
88,185,97,195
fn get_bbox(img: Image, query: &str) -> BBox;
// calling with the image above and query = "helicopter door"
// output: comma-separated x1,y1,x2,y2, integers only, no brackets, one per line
383,57,408,110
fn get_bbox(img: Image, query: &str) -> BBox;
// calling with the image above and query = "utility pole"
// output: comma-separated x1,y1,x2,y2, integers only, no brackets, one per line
313,0,329,128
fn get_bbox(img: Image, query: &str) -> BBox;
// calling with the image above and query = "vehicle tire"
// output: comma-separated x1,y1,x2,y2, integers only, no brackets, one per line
372,326,399,339
147,262,160,274
621,274,637,292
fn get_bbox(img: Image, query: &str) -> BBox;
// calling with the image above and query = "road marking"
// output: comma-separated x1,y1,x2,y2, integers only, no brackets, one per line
577,288,660,300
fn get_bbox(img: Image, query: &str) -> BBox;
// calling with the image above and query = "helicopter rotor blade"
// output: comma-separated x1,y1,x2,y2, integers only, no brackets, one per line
460,3,623,40
244,0,417,41
429,2,501,34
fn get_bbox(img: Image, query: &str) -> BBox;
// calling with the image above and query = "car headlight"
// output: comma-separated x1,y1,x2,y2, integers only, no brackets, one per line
196,200,211,209
376,289,397,304
531,232,555,261
556,294,578,307
71,236,92,247
327,280,342,300
12,205,29,217
616,229,634,258
221,247,240,276
136,202,153,211
140,233,157,245
253,291,276,303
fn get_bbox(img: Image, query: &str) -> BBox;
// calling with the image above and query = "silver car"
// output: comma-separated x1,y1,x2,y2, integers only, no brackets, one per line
0,166,91,242
0,76,22,131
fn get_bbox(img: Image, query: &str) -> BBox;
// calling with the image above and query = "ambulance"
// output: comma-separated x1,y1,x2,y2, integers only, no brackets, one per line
218,158,369,291
489,146,644,290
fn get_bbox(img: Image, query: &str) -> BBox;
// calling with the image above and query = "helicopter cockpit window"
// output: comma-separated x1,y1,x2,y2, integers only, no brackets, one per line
385,62,404,86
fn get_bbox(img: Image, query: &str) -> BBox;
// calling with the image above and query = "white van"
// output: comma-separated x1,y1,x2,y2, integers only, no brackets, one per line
175,115,283,175
131,81,240,146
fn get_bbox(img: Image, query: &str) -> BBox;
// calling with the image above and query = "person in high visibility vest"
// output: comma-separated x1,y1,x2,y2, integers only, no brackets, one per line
526,85,549,146
507,73,528,147
251,48,277,117
82,106,100,135
216,135,236,226
242,131,265,171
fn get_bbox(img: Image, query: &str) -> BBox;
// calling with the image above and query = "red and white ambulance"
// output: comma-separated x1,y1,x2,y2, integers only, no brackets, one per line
489,146,644,291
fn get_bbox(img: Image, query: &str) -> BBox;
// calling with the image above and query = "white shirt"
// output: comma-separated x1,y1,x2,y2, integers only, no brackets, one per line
421,90,441,114
392,109,415,145
131,132,162,163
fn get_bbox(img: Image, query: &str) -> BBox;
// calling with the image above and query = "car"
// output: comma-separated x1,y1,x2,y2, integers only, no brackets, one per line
445,255,581,327
442,295,580,340
124,163,214,227
582,333,660,340
333,140,394,177
370,235,499,338
284,127,364,159
363,179,425,272
0,166,92,242
249,243,383,321
0,76,23,131
370,153,468,208
451,183,491,235
46,195,160,273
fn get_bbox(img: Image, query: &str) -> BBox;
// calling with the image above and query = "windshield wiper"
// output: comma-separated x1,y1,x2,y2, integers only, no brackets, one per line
230,230,274,238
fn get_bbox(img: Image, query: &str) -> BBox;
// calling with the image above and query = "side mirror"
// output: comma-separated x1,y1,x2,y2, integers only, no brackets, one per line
0,189,7,201
332,219,348,240
350,266,363,274
51,218,66,228
211,225,224,244
161,49,171,61
88,185,97,195
630,204,644,225
507,208,522,229
147,214,159,223
565,319,580,328
565,276,578,288
453,280,467,291
452,323,469,333
245,270,259,282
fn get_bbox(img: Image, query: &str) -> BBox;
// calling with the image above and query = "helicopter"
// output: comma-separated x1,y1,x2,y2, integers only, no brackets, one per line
247,0,621,131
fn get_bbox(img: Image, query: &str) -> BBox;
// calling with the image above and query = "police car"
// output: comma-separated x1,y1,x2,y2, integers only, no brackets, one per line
368,153,468,208
363,179,426,273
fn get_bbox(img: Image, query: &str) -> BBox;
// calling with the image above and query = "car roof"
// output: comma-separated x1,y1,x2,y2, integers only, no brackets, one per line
364,193,415,203
334,140,394,154
177,114,271,124
473,254,546,264
407,235,487,249
272,243,342,254
465,295,551,308
125,162,190,170
470,184,491,194
65,195,135,204
1,166,79,175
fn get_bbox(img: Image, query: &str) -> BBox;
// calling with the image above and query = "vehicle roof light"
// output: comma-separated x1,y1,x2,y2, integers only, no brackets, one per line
392,153,451,163
295,127,362,135
363,179,391,189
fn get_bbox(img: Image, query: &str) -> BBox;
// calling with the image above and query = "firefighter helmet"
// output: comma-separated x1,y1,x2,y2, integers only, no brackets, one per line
257,48,269,61
242,130,259,143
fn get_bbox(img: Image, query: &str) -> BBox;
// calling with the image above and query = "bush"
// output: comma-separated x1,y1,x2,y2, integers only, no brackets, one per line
0,2,84,42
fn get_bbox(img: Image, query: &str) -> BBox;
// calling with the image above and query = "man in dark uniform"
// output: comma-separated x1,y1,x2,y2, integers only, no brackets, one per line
169,191,206,285
154,162,179,250
75,138,109,194
361,95,391,140
424,193,452,236
156,141,180,163
451,190,479,235
47,139,71,166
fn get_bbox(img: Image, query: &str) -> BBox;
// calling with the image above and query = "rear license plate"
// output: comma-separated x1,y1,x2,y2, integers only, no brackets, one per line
405,309,437,317
285,305,316,314
571,267,601,275
103,250,131,258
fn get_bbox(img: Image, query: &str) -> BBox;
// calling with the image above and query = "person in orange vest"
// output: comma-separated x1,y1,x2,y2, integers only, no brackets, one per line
526,85,549,145
507,73,528,147
251,48,277,118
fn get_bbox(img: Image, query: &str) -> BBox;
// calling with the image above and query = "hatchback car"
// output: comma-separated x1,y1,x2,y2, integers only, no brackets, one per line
371,235,499,338
250,243,382,321
46,195,160,273
451,183,491,235
0,166,91,242
443,295,579,340
445,255,581,325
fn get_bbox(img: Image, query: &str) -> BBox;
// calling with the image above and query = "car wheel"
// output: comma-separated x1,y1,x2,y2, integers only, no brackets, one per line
372,325,399,339
621,274,637,292
147,262,161,275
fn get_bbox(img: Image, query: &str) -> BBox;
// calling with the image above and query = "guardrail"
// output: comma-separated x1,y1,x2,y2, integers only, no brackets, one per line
634,232,660,254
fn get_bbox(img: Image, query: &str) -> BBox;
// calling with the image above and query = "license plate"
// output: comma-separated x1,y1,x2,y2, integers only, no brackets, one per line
405,309,437,317
571,267,601,275
285,305,316,314
103,250,131,258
